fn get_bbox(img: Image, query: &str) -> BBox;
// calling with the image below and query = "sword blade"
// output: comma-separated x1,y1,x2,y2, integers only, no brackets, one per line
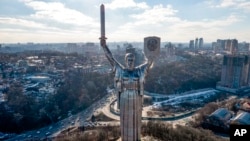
100,4,105,39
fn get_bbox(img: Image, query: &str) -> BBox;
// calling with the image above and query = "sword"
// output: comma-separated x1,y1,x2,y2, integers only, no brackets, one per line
99,4,107,46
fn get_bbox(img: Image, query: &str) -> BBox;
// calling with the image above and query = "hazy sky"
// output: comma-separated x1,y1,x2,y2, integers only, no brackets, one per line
0,0,250,43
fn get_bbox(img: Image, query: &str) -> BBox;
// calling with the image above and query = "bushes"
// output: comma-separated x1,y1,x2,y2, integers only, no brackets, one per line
54,126,120,141
142,121,228,141
55,121,228,141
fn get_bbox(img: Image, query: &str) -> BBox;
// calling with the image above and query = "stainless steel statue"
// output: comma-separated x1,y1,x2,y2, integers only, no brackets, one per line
99,4,160,141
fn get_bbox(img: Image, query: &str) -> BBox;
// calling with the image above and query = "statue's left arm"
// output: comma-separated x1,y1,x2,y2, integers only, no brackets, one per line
137,57,154,96
138,57,154,77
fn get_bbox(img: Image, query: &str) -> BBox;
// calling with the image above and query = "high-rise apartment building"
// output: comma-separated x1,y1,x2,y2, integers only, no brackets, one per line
218,55,250,90
189,40,194,49
195,38,198,49
67,43,77,53
214,39,238,54
225,39,231,51
82,42,99,54
199,38,203,48
165,42,175,56
230,39,238,54
189,37,203,49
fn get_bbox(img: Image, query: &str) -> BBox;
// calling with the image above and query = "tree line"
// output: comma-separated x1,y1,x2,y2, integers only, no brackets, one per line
145,54,222,94
0,71,113,133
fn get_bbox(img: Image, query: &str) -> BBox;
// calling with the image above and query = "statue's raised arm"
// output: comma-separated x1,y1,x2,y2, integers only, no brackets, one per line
100,39,121,68
99,4,122,68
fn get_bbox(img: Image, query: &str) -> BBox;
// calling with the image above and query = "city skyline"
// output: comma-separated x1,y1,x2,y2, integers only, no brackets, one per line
0,0,250,43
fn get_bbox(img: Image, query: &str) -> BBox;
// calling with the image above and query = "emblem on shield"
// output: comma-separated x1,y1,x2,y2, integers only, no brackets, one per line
144,36,160,60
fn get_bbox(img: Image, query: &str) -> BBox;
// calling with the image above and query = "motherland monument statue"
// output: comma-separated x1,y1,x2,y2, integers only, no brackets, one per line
99,4,160,141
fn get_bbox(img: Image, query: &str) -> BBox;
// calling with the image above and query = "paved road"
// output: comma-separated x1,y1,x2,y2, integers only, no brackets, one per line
7,92,116,141
100,97,120,120
7,89,200,140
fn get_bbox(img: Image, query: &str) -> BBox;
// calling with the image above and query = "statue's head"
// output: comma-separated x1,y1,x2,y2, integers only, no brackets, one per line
125,53,135,70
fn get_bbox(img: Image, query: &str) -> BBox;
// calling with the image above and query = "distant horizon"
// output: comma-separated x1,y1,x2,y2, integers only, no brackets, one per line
0,41,220,45
0,40,246,45
1,0,250,43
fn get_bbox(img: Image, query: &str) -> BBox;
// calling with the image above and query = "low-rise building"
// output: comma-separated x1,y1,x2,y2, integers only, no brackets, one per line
206,108,233,129
231,111,250,125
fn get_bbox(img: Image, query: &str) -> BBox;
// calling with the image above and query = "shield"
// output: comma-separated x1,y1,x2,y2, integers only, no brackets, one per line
144,36,160,60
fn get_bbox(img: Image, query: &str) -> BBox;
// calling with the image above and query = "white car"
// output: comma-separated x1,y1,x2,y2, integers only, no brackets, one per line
46,132,50,136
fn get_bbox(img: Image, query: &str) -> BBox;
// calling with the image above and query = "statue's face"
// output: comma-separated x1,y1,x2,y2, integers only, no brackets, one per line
126,55,135,70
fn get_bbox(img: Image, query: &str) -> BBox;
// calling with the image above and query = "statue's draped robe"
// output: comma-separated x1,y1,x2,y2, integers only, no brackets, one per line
102,44,150,141
115,65,146,141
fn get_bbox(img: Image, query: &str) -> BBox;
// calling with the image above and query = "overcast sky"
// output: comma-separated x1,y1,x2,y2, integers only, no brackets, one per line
0,0,250,43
